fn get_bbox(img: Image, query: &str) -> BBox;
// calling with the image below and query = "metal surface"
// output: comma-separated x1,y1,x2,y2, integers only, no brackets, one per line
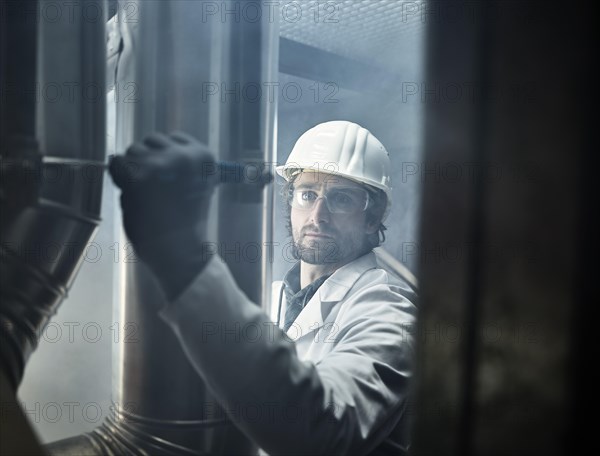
0,0,107,390
111,2,226,453
0,1,107,454
46,1,277,454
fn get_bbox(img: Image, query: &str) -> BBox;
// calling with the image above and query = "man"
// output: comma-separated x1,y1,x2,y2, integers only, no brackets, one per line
109,120,416,455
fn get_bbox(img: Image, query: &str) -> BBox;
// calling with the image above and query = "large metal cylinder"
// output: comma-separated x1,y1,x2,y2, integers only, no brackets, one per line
45,1,277,454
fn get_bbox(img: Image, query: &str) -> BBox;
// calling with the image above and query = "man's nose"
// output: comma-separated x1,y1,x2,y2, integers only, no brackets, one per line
310,197,331,225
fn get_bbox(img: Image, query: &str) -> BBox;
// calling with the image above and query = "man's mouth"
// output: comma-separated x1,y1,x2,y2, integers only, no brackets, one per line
303,230,334,239
297,225,338,242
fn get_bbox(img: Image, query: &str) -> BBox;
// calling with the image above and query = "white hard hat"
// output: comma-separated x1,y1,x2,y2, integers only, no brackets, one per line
276,120,392,220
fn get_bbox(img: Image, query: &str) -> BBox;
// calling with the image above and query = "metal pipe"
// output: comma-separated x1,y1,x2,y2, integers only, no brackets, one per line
0,0,107,390
0,1,107,453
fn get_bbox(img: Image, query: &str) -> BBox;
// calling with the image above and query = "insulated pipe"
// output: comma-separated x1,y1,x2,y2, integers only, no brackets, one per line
0,1,107,454
0,0,107,391
0,0,42,390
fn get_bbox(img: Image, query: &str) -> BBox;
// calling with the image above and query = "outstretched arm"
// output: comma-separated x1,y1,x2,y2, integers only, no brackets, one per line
160,255,415,455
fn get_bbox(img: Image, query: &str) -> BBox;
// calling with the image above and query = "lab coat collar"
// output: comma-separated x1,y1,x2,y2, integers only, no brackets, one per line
282,261,301,295
287,251,378,341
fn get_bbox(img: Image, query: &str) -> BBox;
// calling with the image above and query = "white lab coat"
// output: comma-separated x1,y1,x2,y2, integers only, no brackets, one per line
160,251,417,455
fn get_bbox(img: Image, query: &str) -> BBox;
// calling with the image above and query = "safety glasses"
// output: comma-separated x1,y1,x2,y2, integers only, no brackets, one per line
289,187,370,214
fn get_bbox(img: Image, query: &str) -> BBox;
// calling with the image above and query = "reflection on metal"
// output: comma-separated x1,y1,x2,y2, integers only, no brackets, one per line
260,12,279,318
106,17,122,90
46,1,277,454
0,0,107,391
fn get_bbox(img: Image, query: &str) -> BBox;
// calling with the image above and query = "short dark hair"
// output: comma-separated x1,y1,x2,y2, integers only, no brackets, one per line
281,175,387,249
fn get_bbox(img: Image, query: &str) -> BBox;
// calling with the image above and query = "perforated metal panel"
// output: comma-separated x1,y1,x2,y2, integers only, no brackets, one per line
280,0,425,71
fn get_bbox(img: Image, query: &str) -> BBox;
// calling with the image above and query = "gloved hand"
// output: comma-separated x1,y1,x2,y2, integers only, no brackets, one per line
109,131,216,301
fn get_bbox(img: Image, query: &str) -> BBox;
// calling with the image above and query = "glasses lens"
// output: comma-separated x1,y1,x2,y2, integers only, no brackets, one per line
292,189,318,209
327,188,368,213
290,188,368,214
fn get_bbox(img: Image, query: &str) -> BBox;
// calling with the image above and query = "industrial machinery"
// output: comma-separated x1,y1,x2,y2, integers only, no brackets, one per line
1,1,277,453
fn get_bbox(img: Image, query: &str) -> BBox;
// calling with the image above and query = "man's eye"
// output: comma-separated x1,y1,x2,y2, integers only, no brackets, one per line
301,191,317,201
331,192,353,205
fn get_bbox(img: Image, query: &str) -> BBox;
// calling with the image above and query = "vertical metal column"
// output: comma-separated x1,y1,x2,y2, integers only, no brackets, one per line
213,3,278,307
45,2,277,454
110,1,238,453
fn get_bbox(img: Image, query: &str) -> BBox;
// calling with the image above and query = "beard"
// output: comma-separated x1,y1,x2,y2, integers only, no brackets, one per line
293,237,340,264
292,225,367,265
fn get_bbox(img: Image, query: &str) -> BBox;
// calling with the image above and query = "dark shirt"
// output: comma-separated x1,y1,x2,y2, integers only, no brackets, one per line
281,262,331,332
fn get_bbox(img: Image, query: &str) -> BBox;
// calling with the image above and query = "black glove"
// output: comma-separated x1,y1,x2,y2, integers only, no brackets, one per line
109,131,216,300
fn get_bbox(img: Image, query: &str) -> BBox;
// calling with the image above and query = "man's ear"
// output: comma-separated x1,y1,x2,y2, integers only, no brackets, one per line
365,218,380,235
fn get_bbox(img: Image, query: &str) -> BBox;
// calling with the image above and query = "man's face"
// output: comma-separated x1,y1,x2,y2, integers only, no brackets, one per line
290,171,378,266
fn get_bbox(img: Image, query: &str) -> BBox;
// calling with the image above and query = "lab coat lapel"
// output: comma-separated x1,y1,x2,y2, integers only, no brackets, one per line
286,252,378,341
